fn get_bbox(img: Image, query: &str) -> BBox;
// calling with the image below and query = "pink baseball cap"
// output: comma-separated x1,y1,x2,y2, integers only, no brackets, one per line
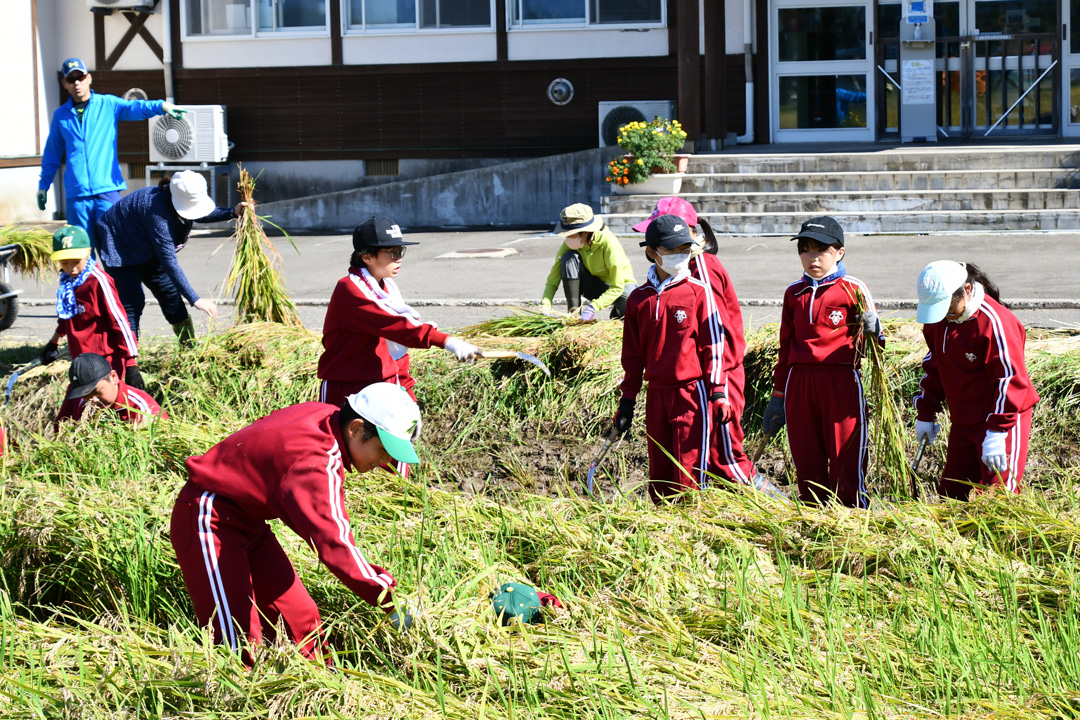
632,197,698,233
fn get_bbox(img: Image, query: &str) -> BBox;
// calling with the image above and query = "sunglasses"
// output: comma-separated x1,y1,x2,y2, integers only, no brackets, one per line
65,74,89,84
382,247,406,260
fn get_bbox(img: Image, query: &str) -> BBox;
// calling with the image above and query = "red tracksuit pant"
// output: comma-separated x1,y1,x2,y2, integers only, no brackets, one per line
319,378,414,478
784,365,869,508
708,363,756,485
645,380,711,504
170,483,325,663
939,409,1031,500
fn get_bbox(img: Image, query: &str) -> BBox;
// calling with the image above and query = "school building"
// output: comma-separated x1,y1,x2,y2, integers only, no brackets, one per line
2,0,1075,224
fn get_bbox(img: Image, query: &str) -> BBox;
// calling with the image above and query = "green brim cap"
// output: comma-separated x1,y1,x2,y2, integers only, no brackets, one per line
490,582,542,626
375,426,419,464
51,225,92,261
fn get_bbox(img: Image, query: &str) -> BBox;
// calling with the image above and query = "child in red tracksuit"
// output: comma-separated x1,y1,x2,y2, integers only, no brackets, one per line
317,217,479,474
38,226,142,421
763,217,882,508
171,383,421,664
913,261,1039,499
55,352,165,427
615,214,722,504
633,198,781,496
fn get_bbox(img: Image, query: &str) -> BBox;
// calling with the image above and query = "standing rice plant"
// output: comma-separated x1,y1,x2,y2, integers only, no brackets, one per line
222,166,301,326
0,224,54,280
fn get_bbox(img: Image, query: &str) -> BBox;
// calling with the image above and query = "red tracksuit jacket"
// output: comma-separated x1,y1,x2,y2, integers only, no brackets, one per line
689,253,746,373
620,272,720,399
915,294,1039,432
773,269,877,393
185,402,396,608
318,267,449,392
56,380,165,424
57,264,138,370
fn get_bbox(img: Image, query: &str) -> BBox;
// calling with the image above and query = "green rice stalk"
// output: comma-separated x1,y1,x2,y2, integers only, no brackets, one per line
0,223,54,279
462,308,570,339
222,166,301,326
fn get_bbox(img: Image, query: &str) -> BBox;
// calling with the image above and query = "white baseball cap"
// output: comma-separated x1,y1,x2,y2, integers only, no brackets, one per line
916,260,968,324
347,383,422,464
169,170,217,220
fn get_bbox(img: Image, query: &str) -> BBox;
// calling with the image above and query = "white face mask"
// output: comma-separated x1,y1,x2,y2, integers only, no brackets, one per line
564,236,585,250
659,252,691,274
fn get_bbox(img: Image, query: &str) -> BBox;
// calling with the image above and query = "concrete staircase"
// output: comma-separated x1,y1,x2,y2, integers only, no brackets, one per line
601,146,1080,234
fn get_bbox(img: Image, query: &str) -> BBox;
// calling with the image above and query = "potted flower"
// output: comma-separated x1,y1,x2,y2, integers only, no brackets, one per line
605,117,689,195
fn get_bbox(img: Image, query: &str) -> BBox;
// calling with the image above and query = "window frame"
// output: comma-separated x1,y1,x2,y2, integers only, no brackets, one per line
183,0,331,40
506,0,666,31
343,0,496,35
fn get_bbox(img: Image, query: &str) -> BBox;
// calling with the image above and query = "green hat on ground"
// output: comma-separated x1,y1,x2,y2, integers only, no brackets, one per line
51,225,92,262
490,582,543,626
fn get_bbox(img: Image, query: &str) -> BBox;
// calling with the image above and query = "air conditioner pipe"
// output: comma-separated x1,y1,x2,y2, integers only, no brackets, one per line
162,0,175,103
736,0,754,144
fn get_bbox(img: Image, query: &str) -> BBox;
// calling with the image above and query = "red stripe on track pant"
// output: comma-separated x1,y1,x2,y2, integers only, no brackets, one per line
644,381,710,504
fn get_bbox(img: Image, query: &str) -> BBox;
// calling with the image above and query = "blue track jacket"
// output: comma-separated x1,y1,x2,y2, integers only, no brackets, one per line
39,92,164,199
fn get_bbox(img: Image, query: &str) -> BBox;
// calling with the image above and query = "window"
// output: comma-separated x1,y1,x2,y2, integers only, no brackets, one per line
509,0,661,27
347,0,491,30
187,0,327,35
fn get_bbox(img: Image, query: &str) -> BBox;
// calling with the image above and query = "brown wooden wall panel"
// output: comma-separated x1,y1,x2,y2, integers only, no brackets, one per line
90,55,750,164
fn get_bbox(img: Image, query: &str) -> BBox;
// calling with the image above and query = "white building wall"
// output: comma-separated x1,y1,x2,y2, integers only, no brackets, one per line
183,36,333,68
342,33,496,65
507,27,668,61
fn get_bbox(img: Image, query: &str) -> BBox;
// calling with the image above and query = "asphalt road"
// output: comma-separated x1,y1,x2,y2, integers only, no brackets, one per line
6,227,1079,347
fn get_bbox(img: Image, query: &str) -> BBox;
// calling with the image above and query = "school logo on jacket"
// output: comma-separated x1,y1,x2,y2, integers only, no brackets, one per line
673,310,687,324
828,309,845,326
965,352,976,362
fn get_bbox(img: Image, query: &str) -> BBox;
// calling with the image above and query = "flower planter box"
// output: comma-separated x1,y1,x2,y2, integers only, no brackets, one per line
610,173,684,196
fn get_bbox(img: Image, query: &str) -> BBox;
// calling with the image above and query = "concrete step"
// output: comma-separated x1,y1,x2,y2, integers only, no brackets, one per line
603,209,1080,235
603,189,1080,215
686,146,1080,174
680,169,1080,193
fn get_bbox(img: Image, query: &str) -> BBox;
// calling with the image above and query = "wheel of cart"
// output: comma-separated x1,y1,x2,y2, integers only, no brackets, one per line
0,245,25,332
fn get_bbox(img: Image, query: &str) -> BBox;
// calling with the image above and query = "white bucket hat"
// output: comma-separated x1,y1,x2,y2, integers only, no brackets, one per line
346,383,422,464
916,260,968,324
169,170,217,220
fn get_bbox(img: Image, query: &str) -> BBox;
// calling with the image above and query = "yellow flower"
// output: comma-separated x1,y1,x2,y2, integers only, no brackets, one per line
636,159,644,165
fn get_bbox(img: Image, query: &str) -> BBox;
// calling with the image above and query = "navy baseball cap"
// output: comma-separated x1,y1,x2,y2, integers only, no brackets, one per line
791,216,845,247
352,216,419,252
641,214,693,250
60,58,89,79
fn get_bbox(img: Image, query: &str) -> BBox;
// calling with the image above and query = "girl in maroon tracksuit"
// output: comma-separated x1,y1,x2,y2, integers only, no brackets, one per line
633,198,758,488
914,261,1039,499
763,217,882,508
616,215,722,504
317,217,479,474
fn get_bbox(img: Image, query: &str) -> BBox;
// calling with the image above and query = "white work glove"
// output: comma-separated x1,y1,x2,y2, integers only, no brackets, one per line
161,101,186,119
389,605,414,632
579,303,596,321
539,298,555,316
915,420,940,445
981,430,1008,473
444,336,479,362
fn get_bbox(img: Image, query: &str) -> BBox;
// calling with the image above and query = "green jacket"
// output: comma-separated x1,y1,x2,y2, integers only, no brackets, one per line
542,226,636,311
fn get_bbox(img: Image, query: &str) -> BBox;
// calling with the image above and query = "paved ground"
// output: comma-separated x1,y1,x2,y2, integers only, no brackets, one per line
6,227,1079,347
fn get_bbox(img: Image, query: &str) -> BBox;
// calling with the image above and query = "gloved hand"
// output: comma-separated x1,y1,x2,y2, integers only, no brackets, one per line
613,398,635,436
981,430,1008,473
444,337,480,362
710,391,734,425
161,101,186,119
36,189,47,211
762,395,786,435
915,420,940,445
579,303,596,321
861,309,882,338
389,605,414,632
540,298,555,316
125,365,146,391
39,342,60,365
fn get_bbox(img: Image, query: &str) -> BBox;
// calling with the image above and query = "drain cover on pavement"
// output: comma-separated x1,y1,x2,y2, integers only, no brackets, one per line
436,248,519,259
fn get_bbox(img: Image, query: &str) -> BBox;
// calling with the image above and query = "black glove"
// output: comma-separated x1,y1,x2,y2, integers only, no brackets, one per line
710,391,734,425
613,398,635,436
40,342,60,365
762,395,786,435
125,365,146,391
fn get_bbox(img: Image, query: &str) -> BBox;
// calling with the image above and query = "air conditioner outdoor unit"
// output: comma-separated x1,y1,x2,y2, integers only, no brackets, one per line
598,100,675,147
88,0,156,10
149,105,230,164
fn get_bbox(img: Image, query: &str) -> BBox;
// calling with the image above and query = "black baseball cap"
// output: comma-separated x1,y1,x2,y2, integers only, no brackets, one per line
66,353,112,400
352,216,419,252
791,216,845,247
641,214,693,250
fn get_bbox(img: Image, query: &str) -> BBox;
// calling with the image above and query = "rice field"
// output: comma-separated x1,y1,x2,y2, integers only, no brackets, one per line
1,317,1079,719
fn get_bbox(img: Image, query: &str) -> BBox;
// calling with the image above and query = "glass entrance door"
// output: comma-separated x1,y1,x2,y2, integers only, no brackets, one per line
771,1,875,142
1064,0,1080,136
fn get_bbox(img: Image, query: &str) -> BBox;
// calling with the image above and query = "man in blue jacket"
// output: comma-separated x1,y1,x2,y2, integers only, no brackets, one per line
37,57,185,252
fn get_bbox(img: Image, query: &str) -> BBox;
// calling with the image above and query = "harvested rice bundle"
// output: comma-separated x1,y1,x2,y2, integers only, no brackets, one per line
0,223,54,279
